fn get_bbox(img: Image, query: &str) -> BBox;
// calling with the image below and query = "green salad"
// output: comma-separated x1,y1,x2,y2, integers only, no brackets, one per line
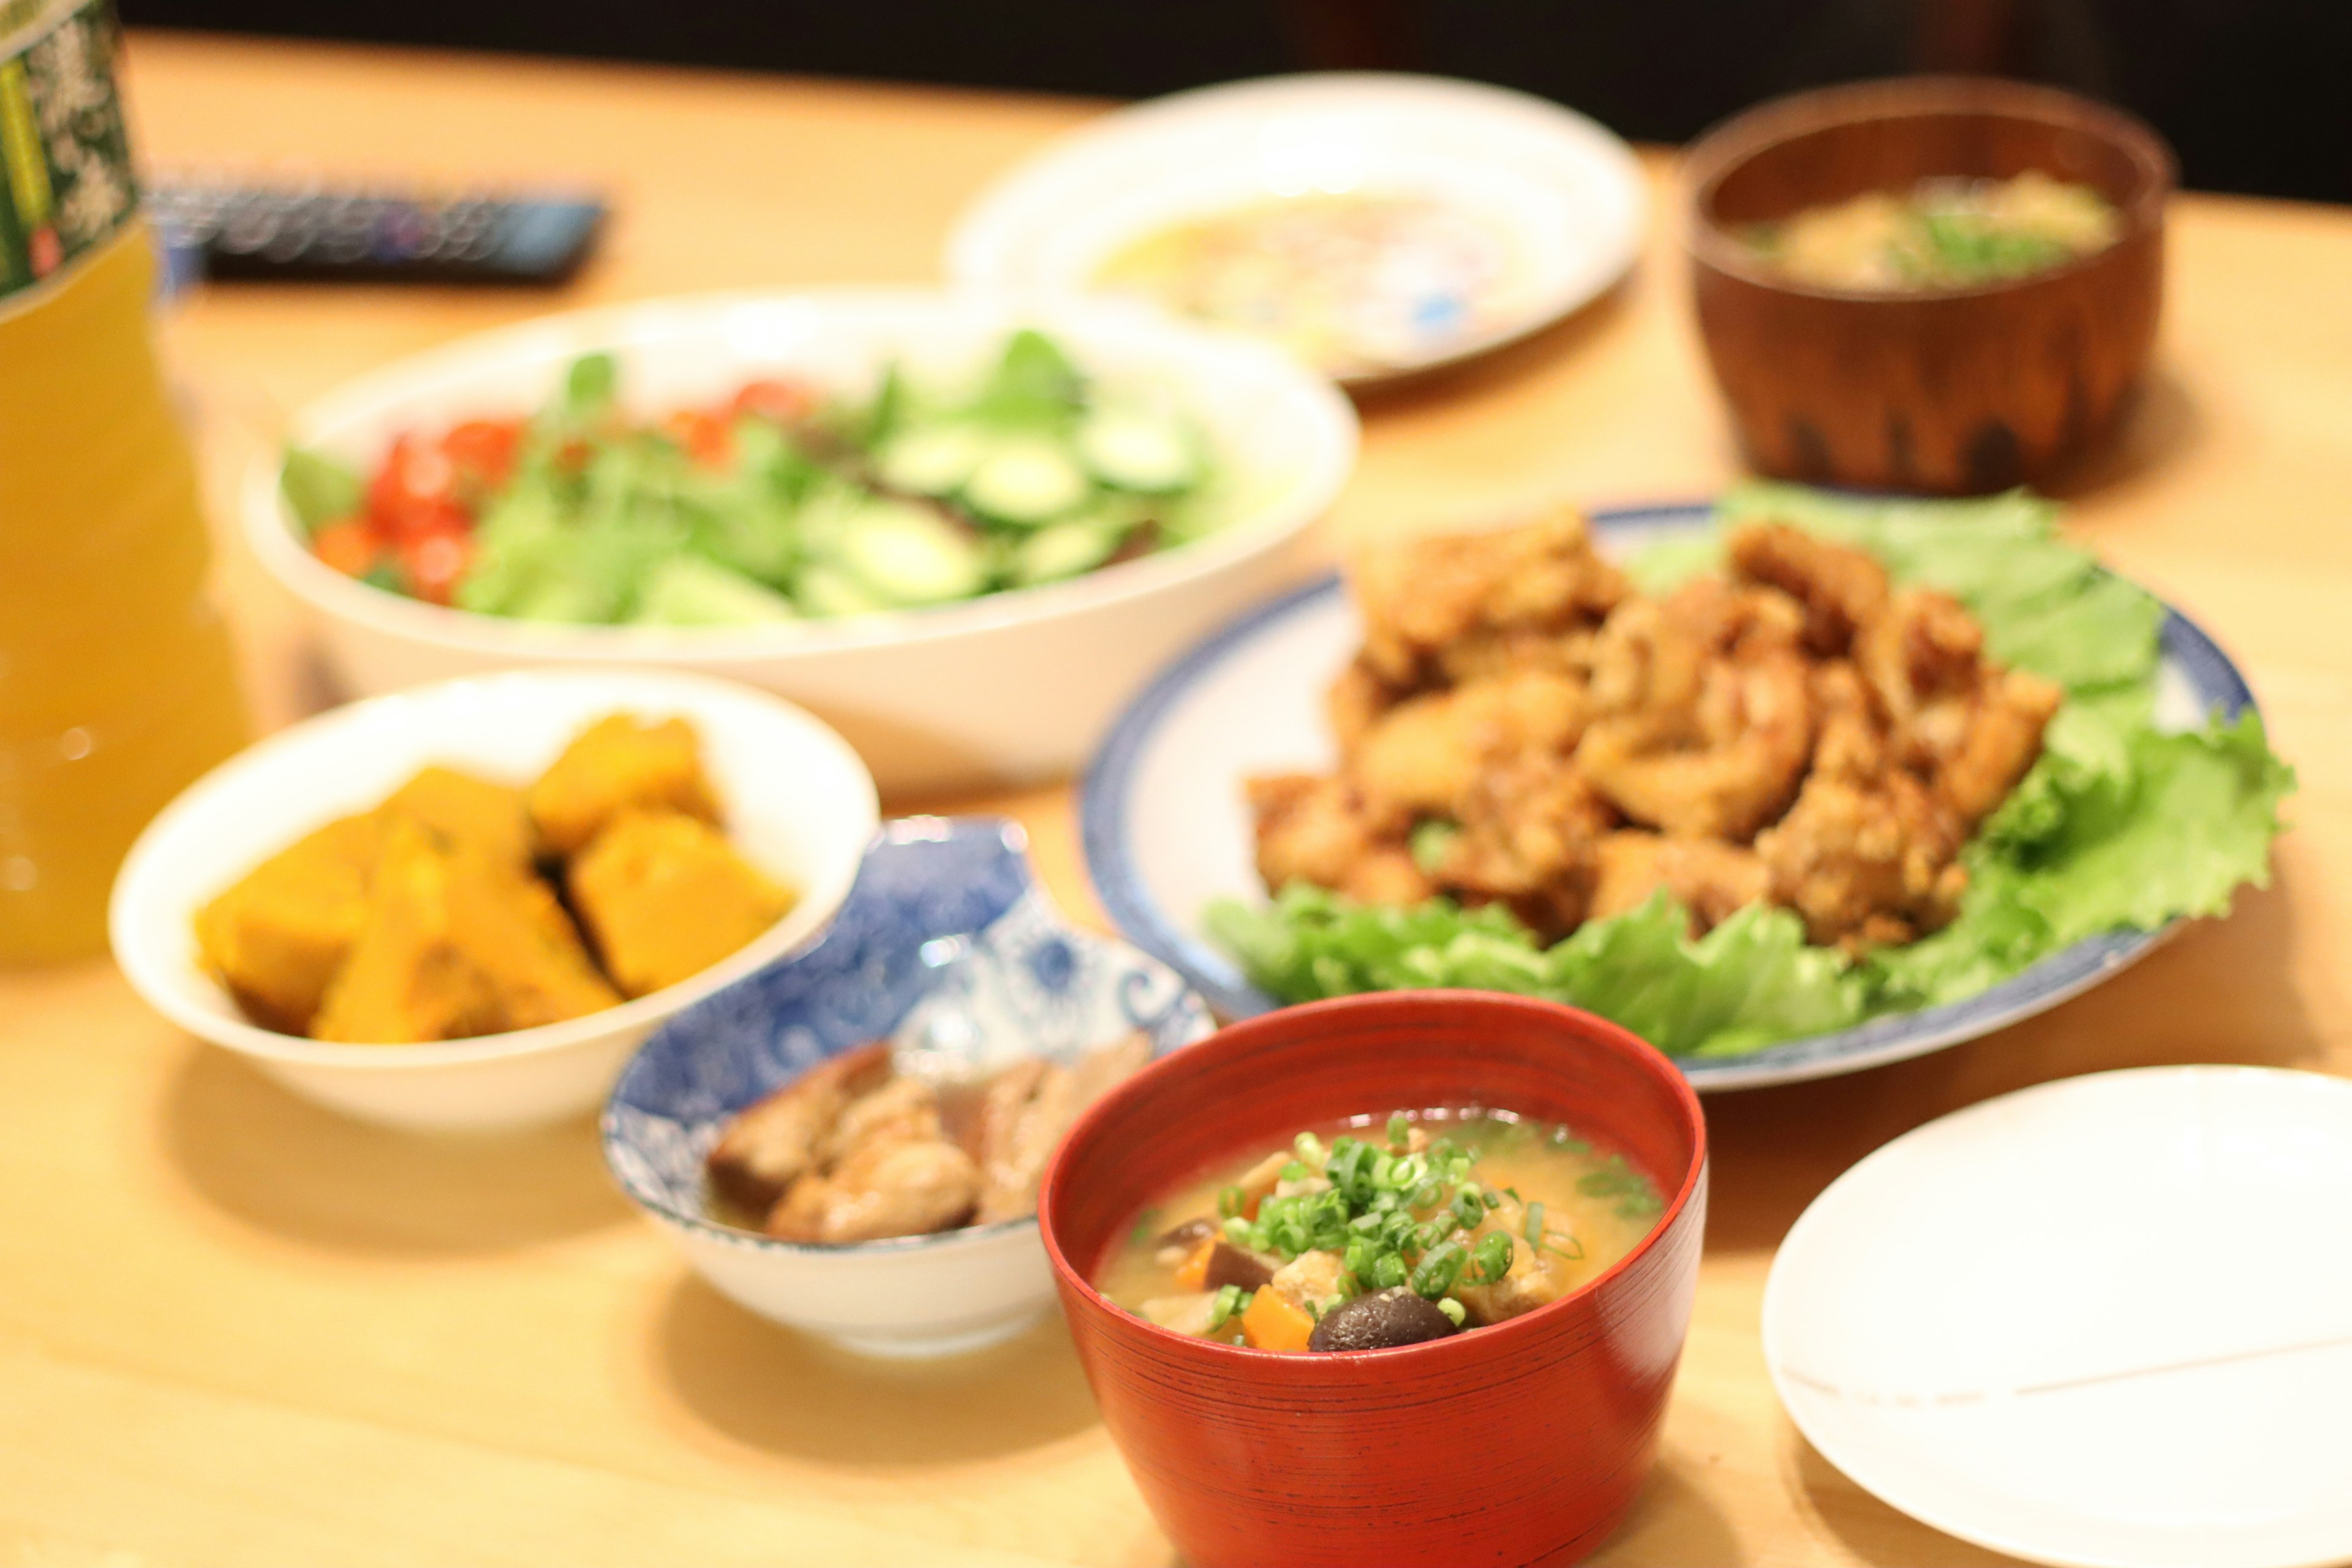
282,330,1236,624
1208,485,2293,1058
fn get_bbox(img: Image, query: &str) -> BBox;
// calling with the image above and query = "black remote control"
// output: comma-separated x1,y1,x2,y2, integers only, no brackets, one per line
146,179,608,287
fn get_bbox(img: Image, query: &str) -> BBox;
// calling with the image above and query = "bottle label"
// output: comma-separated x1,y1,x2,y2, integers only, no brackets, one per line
0,0,134,306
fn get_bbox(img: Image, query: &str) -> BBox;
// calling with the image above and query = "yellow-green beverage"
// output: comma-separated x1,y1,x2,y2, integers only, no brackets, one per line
0,0,247,962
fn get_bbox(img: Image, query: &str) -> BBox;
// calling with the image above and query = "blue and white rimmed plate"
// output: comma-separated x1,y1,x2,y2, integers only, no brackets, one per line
602,816,1212,1357
1079,502,2256,1093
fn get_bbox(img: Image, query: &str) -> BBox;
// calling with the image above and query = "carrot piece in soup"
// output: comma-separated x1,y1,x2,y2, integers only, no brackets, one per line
1171,1236,1216,1292
1240,1287,1316,1353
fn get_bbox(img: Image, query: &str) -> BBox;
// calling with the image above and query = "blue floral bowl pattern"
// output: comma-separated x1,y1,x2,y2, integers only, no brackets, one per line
601,815,1213,1356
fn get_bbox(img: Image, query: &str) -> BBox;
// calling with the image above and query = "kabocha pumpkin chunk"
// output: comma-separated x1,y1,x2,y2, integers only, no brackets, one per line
194,812,384,1033
312,818,618,1043
526,714,721,858
379,764,531,868
567,809,793,998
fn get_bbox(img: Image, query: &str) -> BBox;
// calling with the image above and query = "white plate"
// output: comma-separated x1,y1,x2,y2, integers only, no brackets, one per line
1763,1066,2352,1568
1079,503,2258,1091
948,73,1646,386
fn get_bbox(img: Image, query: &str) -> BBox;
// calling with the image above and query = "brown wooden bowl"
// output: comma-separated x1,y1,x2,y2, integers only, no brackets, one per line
1685,77,2174,494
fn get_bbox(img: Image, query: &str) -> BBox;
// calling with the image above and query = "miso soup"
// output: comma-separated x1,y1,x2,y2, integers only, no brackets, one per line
1096,1110,1665,1354
1743,170,2120,292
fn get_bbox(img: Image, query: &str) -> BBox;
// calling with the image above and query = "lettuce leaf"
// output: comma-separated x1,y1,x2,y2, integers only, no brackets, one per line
1210,487,2293,1057
1206,887,1865,1058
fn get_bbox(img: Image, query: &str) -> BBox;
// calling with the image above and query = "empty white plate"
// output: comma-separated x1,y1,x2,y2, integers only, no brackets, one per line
947,72,1646,386
1764,1066,2352,1568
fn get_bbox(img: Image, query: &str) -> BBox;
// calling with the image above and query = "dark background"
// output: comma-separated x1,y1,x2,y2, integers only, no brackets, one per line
119,0,2352,203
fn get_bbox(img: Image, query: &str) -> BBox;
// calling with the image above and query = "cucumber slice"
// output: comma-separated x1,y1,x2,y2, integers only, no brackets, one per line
960,439,1090,525
633,555,800,627
1076,408,1199,494
794,562,891,620
873,423,988,497
1009,517,1125,587
832,500,988,606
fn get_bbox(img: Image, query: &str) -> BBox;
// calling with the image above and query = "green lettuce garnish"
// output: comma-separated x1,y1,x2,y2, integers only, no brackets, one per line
1207,484,2293,1057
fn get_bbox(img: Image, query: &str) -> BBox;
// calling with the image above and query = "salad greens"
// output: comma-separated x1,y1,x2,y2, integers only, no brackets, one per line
1209,484,2293,1058
284,330,1235,625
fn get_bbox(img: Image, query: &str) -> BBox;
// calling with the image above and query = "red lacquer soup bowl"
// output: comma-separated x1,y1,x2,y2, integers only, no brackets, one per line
1037,991,1708,1568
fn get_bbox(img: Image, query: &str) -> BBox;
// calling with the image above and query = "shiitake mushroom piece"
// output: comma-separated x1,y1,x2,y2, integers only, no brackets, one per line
1307,1287,1461,1353
1202,1239,1278,1292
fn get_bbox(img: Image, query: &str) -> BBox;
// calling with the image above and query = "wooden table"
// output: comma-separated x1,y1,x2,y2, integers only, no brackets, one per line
4,29,2345,1566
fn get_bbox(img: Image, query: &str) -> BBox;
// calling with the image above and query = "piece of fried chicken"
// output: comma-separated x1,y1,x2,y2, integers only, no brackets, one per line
1352,508,1628,687
1247,773,1433,907
1574,582,1817,842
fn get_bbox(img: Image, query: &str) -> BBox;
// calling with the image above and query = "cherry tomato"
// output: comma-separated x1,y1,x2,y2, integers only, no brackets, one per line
663,407,734,468
310,519,382,579
442,418,524,494
397,526,475,606
367,432,462,538
729,378,818,424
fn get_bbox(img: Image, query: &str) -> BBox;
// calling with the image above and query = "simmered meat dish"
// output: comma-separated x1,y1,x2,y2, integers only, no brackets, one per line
1250,511,2061,951
706,1033,1150,1243
1096,1112,1663,1352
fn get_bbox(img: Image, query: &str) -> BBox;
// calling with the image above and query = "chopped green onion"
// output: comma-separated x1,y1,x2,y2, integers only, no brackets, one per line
1525,1201,1547,1250
1223,1216,1251,1245
1280,1160,1310,1182
1294,1131,1327,1166
1217,1185,1246,1219
1371,1252,1409,1290
1207,1284,1249,1331
1436,1297,1468,1327
1385,1113,1411,1149
1472,1231,1514,1284
1127,1208,1161,1246
1451,1187,1485,1231
1411,1241,1466,1300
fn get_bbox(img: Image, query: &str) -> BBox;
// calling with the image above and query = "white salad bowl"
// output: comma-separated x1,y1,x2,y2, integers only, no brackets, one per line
110,669,879,1133
601,818,1213,1359
240,287,1359,796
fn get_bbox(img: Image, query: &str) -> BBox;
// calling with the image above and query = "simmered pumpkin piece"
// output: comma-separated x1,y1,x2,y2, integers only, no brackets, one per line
379,764,530,868
526,714,720,858
567,809,792,998
193,812,383,1033
311,818,618,1043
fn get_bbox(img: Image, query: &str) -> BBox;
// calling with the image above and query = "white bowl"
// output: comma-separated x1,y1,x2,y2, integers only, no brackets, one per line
110,669,880,1133
602,817,1215,1357
241,287,1359,796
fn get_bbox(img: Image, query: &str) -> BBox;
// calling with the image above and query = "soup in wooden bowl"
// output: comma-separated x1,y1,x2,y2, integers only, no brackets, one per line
1038,990,1707,1567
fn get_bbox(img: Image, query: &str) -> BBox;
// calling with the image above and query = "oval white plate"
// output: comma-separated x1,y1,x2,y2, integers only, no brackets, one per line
1079,502,2258,1091
1763,1066,2352,1568
948,72,1646,386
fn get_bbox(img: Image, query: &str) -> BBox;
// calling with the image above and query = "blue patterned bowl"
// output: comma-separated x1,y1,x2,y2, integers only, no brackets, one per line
601,815,1213,1357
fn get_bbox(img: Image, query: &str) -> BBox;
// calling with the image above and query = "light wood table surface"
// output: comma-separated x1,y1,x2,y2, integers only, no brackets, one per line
4,29,2347,1567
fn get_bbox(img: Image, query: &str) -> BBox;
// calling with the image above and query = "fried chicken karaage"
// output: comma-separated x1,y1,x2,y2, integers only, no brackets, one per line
1248,513,2060,954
